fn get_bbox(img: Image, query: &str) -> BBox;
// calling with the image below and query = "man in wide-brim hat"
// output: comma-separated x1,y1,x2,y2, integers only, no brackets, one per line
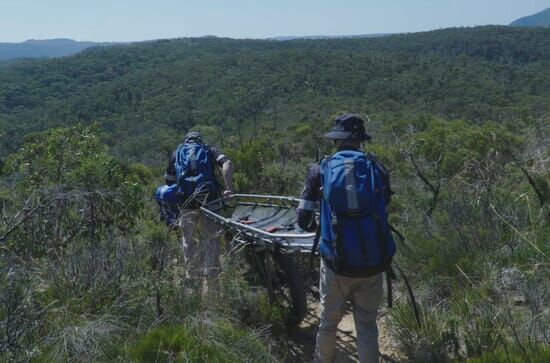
297,113,394,363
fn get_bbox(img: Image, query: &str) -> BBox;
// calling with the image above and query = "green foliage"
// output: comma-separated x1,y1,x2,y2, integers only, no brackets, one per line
468,346,550,363
229,139,276,192
451,294,504,357
384,114,549,361
1,125,144,256
130,320,273,363
390,300,460,362
130,325,220,363
0,126,279,362
1,27,549,163
409,120,522,180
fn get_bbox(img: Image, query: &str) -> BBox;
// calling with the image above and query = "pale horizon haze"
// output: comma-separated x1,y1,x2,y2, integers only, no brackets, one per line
1,0,549,42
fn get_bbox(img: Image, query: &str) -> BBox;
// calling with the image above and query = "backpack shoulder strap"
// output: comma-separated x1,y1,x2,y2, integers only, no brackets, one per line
174,143,186,175
175,143,184,160
308,158,326,267
365,151,376,160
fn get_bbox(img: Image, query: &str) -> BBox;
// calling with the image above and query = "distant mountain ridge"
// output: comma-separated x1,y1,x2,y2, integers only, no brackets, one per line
0,35,392,58
0,38,117,60
510,8,550,27
269,33,390,41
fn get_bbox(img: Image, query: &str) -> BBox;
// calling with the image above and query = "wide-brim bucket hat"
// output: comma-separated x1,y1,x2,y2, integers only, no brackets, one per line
324,113,372,141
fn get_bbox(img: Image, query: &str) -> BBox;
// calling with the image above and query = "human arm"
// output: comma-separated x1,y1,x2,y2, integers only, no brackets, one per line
221,160,234,197
210,147,234,197
296,164,321,232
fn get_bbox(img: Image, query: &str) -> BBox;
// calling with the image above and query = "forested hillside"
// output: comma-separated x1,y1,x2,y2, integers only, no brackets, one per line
1,25,549,165
0,26,549,362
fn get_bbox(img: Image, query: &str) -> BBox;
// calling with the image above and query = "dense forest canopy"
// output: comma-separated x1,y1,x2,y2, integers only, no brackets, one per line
1,25,549,165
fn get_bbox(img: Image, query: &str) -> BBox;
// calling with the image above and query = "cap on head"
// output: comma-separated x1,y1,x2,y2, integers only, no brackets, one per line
184,131,203,143
324,114,372,141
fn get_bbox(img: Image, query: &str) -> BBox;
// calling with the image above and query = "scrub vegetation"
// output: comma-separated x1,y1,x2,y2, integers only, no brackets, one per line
0,25,548,361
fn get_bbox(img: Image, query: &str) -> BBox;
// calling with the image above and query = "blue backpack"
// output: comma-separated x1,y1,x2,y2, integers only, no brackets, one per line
319,150,395,277
154,184,180,226
174,141,218,201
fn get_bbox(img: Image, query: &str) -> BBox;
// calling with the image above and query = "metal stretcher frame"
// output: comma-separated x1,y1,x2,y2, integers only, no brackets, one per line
200,193,316,253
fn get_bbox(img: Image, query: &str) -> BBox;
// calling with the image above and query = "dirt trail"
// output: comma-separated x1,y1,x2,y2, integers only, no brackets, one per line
284,298,404,362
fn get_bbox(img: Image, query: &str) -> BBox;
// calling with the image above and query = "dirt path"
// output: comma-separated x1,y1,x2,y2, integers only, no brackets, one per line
284,298,404,362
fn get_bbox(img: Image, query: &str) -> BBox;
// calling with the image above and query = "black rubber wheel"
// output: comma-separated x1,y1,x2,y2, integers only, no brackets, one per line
267,250,307,325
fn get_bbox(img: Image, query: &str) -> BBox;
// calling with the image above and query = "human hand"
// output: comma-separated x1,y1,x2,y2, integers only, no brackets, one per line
222,190,234,199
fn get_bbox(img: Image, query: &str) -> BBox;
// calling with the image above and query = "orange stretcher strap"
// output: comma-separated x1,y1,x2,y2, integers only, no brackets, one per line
239,219,257,225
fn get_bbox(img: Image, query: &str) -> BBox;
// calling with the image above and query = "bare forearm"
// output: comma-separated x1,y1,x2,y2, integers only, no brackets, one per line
222,160,234,192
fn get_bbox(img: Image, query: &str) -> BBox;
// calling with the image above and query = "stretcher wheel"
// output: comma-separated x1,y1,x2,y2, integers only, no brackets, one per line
250,249,307,325
271,250,307,325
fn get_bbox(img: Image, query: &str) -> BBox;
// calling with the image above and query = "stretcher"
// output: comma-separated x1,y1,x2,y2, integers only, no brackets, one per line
200,194,317,253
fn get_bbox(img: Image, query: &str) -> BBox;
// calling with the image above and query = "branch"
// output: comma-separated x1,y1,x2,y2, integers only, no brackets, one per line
407,151,441,216
490,204,547,259
407,152,439,195
0,190,94,244
517,163,547,208
0,196,59,244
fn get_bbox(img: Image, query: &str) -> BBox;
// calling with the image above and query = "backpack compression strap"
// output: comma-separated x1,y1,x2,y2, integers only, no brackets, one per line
309,158,326,268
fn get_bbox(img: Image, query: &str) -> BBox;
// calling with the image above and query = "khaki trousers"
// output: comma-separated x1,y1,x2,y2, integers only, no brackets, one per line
179,209,221,282
315,259,383,363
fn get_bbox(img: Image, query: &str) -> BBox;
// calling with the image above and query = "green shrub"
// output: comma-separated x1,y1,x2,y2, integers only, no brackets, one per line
468,346,550,363
130,320,274,363
390,300,460,362
131,325,218,362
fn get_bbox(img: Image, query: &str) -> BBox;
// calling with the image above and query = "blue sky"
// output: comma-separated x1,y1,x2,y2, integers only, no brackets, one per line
1,0,548,42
